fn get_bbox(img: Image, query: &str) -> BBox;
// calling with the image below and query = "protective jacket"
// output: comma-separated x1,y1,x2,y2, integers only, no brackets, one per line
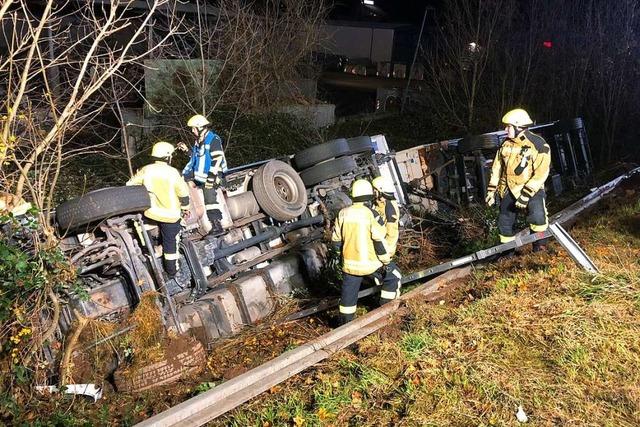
488,130,551,201
182,130,227,185
374,198,400,258
331,202,390,276
127,161,190,223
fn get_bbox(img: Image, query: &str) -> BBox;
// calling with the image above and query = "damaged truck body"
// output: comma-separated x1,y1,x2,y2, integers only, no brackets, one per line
51,117,593,383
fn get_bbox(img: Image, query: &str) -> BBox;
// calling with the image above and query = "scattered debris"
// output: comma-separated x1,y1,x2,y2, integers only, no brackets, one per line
35,384,103,402
516,405,529,423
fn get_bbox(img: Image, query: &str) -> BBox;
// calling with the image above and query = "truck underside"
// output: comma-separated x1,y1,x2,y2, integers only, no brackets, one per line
50,118,593,387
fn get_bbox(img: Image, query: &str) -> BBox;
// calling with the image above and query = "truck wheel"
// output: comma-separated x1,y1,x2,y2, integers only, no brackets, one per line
293,138,348,170
113,340,205,392
252,160,308,221
293,137,373,171
456,134,500,153
553,117,584,133
299,156,357,187
56,186,151,231
345,136,374,155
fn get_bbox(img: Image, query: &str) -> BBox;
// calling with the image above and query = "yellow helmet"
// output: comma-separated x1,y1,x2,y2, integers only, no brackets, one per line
151,141,175,158
372,176,394,195
502,108,533,127
351,179,374,200
187,114,211,128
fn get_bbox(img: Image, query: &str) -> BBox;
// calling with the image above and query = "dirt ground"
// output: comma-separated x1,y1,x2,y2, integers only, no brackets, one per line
11,169,640,426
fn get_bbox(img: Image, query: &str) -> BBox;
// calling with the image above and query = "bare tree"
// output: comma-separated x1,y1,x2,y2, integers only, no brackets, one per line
142,0,327,158
0,1,187,400
585,0,640,164
0,0,181,236
424,0,518,133
424,0,570,133
529,0,640,164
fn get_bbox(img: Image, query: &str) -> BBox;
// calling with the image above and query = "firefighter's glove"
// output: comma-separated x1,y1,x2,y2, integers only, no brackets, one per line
515,195,529,209
327,254,341,271
485,191,496,207
327,243,342,271
376,263,392,277
176,141,189,153
378,254,391,265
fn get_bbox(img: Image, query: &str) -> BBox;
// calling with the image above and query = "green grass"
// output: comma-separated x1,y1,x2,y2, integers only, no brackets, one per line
214,186,640,426
400,331,435,360
9,172,640,426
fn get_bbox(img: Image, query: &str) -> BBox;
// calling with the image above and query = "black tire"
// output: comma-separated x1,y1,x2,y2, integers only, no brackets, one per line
293,137,374,171
252,160,308,221
299,156,357,187
113,340,205,392
456,134,500,153
56,186,151,231
293,138,348,170
345,136,375,155
553,117,584,133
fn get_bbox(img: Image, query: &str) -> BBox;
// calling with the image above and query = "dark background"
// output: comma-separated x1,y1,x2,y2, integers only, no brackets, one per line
328,0,442,24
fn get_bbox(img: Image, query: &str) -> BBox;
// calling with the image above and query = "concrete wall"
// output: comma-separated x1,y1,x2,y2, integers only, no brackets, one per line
320,25,394,62
280,104,336,128
278,79,318,102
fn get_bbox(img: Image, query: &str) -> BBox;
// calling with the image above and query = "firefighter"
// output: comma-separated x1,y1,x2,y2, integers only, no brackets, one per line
372,176,400,258
331,179,401,325
178,114,228,235
127,141,191,278
485,108,551,253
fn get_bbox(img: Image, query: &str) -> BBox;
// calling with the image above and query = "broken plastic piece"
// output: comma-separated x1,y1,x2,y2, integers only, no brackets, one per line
35,383,102,402
516,405,528,423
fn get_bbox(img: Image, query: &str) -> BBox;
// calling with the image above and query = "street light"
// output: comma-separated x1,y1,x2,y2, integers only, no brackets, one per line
363,0,374,5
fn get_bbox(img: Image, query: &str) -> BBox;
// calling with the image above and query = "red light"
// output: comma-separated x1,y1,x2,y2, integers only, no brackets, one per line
543,41,552,48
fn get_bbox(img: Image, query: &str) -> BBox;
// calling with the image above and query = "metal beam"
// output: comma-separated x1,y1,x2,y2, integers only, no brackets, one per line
133,267,471,427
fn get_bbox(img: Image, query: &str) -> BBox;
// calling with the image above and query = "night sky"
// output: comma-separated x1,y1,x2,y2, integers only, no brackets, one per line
328,0,442,25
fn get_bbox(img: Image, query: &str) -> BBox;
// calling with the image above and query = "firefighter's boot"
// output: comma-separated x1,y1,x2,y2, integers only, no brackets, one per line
531,230,549,252
206,210,224,237
339,313,355,325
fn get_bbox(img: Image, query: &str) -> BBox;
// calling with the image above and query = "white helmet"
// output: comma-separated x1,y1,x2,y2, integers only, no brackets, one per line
502,108,533,127
151,141,175,158
351,179,374,200
372,176,394,195
187,114,211,128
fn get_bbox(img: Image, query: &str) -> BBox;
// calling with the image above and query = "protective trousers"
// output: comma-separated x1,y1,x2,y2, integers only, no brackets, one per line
158,219,182,277
498,189,549,249
203,185,223,233
339,261,402,324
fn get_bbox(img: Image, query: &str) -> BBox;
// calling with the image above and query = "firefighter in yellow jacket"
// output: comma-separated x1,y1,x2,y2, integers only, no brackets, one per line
372,176,400,258
331,179,401,325
372,175,403,302
127,142,191,278
485,108,551,252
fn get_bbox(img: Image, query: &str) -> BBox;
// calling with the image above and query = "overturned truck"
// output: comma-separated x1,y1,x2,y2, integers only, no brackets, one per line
55,135,403,349
52,117,593,388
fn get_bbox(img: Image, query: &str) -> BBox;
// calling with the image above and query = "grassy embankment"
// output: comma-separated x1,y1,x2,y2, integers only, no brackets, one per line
215,185,640,426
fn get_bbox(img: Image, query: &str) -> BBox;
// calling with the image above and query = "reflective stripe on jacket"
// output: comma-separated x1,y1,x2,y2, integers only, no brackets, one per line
374,198,400,258
127,161,190,223
331,202,389,276
182,130,227,184
488,130,551,199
